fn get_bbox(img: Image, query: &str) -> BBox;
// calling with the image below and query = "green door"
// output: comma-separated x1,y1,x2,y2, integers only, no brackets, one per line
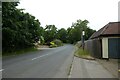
108,38,120,59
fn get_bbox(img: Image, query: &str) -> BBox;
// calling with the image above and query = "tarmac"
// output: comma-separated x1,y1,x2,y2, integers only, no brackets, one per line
69,57,118,78
96,59,119,78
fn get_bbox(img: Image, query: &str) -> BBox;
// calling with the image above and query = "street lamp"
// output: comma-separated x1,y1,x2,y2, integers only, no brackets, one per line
81,30,85,50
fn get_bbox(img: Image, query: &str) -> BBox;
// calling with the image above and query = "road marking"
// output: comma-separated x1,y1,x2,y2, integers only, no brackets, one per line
0,69,4,72
31,47,65,60
32,53,51,60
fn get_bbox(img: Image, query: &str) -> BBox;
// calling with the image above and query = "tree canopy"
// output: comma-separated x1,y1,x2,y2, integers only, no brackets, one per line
2,2,43,52
2,2,96,53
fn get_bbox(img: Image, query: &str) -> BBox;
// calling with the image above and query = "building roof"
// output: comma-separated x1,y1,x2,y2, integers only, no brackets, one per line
90,22,120,39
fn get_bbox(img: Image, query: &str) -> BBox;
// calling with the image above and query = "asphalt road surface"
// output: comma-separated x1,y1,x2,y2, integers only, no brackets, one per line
2,44,75,78
70,57,116,78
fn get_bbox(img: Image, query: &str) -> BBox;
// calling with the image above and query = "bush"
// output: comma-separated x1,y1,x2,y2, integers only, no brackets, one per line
49,39,63,48
50,41,55,45
49,44,57,48
52,39,63,46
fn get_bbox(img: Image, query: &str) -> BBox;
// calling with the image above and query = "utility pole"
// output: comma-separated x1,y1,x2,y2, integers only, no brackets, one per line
81,30,85,50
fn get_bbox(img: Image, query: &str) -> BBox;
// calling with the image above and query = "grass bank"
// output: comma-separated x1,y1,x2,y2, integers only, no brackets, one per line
74,47,95,60
3,47,38,57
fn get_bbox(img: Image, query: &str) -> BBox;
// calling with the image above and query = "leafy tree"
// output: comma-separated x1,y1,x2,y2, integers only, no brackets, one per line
66,27,73,43
85,27,96,40
66,19,95,43
2,2,43,52
2,2,96,54
44,25,57,43
56,28,67,43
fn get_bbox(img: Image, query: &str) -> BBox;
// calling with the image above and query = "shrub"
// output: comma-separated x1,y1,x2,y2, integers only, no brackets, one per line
49,39,63,48
52,39,63,46
49,44,57,48
50,41,55,45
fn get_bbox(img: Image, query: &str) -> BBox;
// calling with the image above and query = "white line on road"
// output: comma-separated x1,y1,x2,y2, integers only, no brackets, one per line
31,53,51,60
31,47,66,60
0,69,4,72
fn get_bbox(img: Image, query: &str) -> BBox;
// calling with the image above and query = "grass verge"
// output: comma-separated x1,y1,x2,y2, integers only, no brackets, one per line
74,47,95,60
3,47,38,57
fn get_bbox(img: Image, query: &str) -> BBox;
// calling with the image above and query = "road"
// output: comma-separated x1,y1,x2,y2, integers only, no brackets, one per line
2,44,75,78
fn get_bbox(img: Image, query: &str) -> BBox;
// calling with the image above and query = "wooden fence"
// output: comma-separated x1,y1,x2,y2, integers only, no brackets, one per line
84,38,102,58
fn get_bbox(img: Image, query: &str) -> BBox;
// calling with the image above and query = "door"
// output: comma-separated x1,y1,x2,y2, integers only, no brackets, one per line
102,38,108,58
108,38,120,59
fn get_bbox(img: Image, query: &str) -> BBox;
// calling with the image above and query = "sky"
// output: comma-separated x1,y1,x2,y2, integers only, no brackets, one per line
17,0,120,31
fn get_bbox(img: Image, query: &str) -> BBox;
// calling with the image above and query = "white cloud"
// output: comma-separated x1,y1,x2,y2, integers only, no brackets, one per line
17,0,119,30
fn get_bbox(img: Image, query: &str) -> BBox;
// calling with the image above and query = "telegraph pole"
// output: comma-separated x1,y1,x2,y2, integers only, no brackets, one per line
81,30,85,50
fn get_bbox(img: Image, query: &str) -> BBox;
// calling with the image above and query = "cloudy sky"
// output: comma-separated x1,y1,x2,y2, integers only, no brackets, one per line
17,0,120,30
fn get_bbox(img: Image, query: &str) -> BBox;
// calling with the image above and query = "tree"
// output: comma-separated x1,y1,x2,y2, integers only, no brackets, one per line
2,2,96,54
85,27,96,40
56,28,67,43
44,25,57,43
66,19,95,43
2,2,43,52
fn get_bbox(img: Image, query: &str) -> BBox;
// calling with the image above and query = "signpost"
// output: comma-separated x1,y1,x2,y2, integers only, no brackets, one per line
81,30,85,50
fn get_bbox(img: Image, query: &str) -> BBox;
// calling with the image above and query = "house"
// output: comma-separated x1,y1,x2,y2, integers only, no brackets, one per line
89,22,120,59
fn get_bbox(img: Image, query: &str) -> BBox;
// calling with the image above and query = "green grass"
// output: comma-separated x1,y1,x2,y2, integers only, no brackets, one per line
118,59,120,63
3,47,38,57
74,47,94,59
75,48,90,56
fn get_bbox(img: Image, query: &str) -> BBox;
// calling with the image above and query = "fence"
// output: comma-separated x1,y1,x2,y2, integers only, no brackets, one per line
84,38,102,58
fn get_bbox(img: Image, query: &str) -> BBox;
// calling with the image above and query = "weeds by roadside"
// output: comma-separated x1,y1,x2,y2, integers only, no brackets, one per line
74,46,95,60
3,47,38,57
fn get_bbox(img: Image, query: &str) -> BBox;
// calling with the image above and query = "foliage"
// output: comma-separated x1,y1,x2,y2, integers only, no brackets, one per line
74,42,95,60
2,2,43,53
67,19,96,43
40,36,45,44
74,47,94,60
49,41,57,48
52,39,63,46
3,47,38,56
50,41,55,45
49,39,63,48
44,25,57,43
56,28,67,43
2,2,96,54
49,44,57,48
